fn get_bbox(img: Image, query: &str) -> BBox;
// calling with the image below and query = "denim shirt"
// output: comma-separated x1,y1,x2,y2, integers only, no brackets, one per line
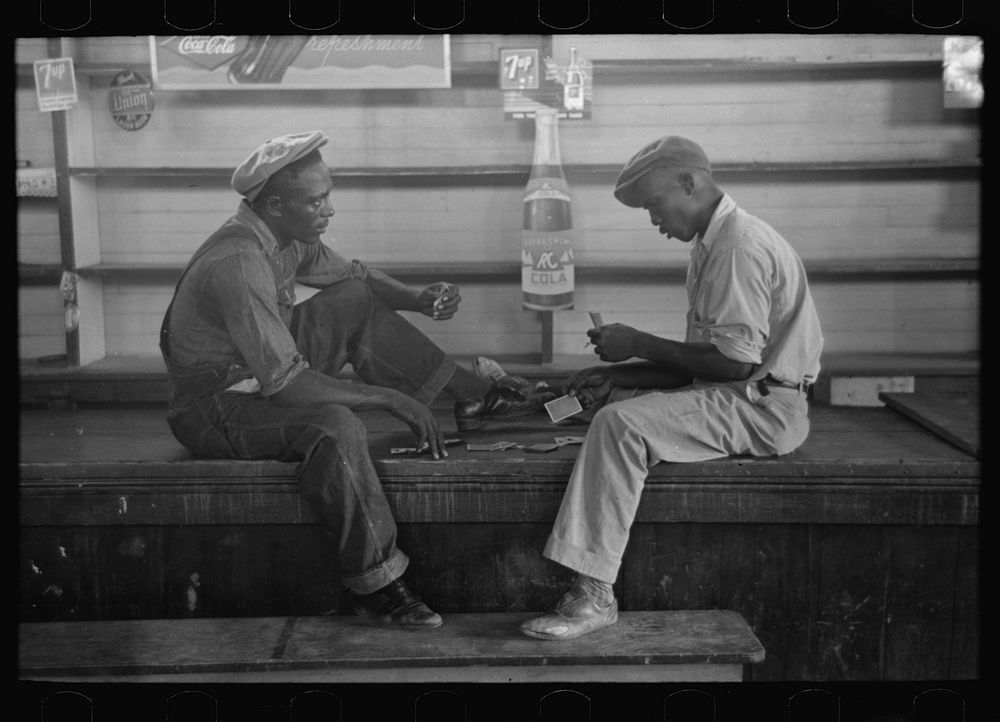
685,194,824,387
162,202,368,404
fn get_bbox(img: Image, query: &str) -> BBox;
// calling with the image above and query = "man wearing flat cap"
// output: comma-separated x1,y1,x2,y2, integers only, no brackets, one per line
520,136,824,641
160,131,553,628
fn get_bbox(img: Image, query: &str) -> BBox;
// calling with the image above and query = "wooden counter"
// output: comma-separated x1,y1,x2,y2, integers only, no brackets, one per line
18,398,979,682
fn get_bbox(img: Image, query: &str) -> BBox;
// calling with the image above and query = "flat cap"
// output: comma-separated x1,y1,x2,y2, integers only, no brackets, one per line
613,136,711,207
231,130,329,203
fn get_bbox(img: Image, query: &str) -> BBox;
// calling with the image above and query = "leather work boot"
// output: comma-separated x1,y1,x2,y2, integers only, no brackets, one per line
454,381,556,432
457,355,556,431
351,578,443,629
519,588,619,641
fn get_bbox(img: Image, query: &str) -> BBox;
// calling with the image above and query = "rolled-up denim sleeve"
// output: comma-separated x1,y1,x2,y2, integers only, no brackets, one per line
294,241,369,286
695,248,770,365
209,253,307,396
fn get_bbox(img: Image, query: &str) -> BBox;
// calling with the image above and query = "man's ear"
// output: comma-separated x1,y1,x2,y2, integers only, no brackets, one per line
260,194,284,218
677,171,696,194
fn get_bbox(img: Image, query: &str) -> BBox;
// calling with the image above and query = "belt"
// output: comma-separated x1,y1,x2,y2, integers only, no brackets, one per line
756,375,807,396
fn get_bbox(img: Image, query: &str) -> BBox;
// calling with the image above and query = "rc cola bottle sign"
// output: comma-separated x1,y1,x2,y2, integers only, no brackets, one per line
522,107,574,311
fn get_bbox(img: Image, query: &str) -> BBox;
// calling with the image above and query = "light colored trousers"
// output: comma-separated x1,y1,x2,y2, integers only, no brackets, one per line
543,380,810,584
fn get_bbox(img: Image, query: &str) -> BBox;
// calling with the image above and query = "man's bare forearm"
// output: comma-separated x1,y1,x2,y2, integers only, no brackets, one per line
271,368,406,410
606,361,694,389
632,334,754,382
365,267,421,311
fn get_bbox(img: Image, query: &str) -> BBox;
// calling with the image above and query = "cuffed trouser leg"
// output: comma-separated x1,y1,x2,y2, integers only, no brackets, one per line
295,414,409,595
171,393,411,596
542,399,671,585
291,278,455,404
543,384,810,584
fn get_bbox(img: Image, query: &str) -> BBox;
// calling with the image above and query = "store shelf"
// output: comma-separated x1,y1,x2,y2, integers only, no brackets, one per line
16,167,59,197
19,264,64,286
19,349,979,409
71,257,978,285
16,56,950,86
26,256,978,293
18,36,980,373
803,257,979,281
66,159,981,185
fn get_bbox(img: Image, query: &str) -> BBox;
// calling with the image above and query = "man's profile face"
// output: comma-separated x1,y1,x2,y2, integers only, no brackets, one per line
638,171,698,243
272,159,335,245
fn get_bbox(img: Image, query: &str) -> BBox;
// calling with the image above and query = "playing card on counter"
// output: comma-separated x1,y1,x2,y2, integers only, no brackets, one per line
522,442,560,453
391,438,463,454
465,441,519,452
466,443,499,452
545,394,584,423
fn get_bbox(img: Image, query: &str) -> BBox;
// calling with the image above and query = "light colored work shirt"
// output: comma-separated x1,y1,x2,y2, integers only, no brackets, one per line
166,202,368,396
542,194,825,582
685,193,824,386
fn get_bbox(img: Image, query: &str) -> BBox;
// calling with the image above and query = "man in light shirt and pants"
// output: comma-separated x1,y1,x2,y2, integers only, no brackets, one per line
521,135,824,641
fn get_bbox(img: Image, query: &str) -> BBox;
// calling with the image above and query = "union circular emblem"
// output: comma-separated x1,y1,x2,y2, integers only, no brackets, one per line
109,70,154,131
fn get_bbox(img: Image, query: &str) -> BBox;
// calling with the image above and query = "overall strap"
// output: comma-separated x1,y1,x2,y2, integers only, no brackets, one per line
159,222,257,359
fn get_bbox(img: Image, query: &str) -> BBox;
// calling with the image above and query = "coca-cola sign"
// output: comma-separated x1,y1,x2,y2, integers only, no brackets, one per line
149,35,451,89
155,36,246,71
177,36,238,56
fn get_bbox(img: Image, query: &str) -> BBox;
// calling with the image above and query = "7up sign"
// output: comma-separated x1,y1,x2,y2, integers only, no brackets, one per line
34,58,78,111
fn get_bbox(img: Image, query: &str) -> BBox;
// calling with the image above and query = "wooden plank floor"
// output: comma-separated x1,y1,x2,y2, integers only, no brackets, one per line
19,610,763,683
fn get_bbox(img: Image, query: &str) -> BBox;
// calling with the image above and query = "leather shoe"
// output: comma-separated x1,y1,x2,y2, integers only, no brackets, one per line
455,378,557,432
519,589,619,641
352,578,443,629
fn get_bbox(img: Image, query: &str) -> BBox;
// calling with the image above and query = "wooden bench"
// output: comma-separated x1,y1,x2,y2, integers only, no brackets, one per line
18,396,979,682
880,389,979,458
18,609,764,683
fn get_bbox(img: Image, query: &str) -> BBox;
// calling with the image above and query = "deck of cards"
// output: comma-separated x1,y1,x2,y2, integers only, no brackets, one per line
545,394,584,423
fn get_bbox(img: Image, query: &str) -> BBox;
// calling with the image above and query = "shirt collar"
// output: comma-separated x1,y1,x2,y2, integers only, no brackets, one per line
234,201,281,256
692,193,737,255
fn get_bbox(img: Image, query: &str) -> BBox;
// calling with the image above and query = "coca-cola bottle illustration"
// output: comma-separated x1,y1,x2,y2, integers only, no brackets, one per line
522,108,574,311
227,36,310,84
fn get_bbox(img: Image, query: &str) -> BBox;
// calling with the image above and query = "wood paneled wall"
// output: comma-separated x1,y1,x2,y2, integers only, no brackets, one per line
95,277,979,359
18,288,66,359
20,519,978,681
17,83,63,359
16,35,981,363
90,175,979,266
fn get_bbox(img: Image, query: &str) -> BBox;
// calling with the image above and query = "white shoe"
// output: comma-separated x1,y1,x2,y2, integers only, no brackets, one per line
473,356,551,393
520,589,619,641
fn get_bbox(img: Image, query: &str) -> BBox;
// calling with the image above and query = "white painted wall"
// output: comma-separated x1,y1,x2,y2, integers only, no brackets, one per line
16,35,981,362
